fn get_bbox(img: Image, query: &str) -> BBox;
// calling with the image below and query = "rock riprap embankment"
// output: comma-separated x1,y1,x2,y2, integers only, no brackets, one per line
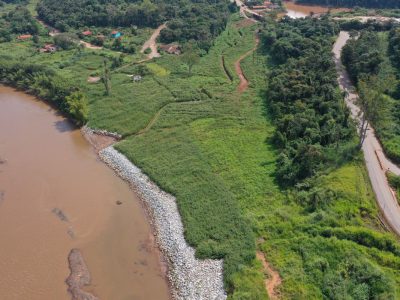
99,146,226,300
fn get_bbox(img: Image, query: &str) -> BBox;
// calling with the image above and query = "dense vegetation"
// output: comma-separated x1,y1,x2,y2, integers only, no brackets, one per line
0,6,39,41
260,17,399,299
0,57,88,124
263,17,354,185
296,0,400,8
37,0,235,50
342,29,400,163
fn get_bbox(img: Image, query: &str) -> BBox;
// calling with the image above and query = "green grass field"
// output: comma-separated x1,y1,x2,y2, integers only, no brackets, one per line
2,5,400,297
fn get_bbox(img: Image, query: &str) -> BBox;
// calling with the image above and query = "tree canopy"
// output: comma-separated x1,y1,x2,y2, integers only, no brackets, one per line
37,0,235,50
263,17,354,185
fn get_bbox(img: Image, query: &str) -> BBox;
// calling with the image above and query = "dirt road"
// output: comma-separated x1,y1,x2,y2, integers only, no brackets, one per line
234,0,262,20
235,35,260,93
333,31,400,236
141,24,167,59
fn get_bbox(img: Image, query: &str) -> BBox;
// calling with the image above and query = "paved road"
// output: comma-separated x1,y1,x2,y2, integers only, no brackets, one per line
333,31,400,235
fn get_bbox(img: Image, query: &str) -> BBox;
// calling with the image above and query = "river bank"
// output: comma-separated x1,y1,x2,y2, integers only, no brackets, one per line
100,147,226,300
0,86,170,300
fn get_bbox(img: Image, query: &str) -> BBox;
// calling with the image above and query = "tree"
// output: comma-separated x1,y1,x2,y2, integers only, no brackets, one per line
65,91,89,125
182,43,200,75
102,60,111,95
357,78,389,147
53,33,78,50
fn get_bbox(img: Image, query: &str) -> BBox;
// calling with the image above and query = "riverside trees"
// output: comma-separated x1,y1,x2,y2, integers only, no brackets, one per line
0,57,89,125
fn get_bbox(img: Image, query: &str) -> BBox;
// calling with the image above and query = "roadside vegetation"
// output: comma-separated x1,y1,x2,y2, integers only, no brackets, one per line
341,27,400,163
2,0,400,298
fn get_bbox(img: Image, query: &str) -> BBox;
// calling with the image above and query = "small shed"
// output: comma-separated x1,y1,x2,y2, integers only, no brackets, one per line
82,30,92,36
111,31,122,38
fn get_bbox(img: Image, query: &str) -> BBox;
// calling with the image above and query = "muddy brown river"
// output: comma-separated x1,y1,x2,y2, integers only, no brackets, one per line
284,1,350,18
0,86,170,300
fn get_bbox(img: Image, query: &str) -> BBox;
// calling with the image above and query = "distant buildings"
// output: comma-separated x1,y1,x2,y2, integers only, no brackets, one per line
39,44,57,53
111,31,122,38
82,30,92,36
159,44,181,55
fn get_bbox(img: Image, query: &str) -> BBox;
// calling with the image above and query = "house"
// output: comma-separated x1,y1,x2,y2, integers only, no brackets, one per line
39,44,57,53
159,44,181,55
111,31,122,38
82,30,92,36
18,34,32,40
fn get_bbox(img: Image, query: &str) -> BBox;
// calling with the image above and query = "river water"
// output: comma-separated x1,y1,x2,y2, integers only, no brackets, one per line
284,1,350,18
0,86,170,300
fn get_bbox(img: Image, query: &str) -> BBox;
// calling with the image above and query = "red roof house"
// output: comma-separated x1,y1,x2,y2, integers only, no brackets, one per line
82,30,92,36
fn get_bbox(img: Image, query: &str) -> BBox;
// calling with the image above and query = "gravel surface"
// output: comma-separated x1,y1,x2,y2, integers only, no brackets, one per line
99,146,226,300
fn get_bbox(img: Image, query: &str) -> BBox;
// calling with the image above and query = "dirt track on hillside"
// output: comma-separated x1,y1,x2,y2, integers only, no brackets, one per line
235,35,260,93
141,24,167,59
256,251,281,299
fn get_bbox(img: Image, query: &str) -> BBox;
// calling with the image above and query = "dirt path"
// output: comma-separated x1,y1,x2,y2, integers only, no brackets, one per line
256,251,281,300
234,0,262,20
333,31,400,236
235,35,260,93
141,23,167,59
36,16,103,49
80,41,103,50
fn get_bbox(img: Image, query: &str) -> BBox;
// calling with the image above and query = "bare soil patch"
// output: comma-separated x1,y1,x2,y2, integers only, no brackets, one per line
235,35,260,93
256,251,281,300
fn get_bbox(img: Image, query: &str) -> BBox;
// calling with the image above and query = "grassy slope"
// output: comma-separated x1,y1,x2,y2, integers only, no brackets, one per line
2,5,400,296
114,18,400,299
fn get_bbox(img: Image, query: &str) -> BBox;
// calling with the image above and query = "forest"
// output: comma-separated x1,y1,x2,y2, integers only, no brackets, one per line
37,0,235,50
263,17,354,185
296,0,400,8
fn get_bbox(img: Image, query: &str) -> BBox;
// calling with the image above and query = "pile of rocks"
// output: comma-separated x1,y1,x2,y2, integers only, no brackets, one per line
82,126,122,140
99,146,226,300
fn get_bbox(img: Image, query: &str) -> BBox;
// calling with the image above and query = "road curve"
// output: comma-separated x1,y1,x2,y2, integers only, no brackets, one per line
333,31,400,235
